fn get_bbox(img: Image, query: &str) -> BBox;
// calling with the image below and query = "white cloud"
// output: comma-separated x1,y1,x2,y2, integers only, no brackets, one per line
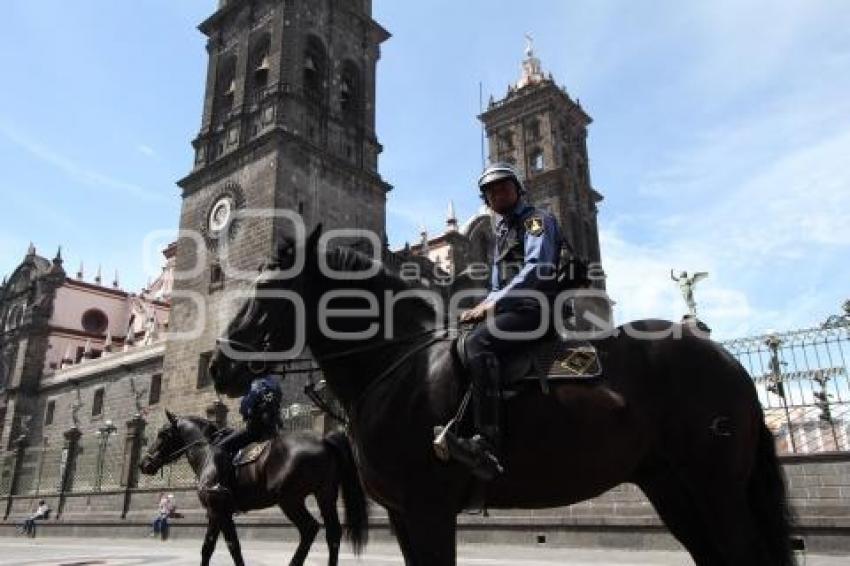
137,144,156,157
599,22,850,338
0,122,167,203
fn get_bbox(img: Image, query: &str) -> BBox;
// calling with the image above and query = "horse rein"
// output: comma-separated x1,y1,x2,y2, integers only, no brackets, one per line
153,438,207,468
350,328,452,414
320,326,450,361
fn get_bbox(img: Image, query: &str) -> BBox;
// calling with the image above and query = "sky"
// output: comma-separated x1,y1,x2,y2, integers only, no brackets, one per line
0,0,848,340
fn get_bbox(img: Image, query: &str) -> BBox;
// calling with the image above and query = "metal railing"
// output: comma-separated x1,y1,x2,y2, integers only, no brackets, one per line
722,317,850,454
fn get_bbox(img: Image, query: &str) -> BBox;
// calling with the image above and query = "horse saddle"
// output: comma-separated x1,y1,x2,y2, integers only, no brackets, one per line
233,440,271,467
455,331,603,395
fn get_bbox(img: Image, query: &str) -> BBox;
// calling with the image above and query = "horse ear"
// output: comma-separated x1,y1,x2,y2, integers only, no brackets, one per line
165,410,178,426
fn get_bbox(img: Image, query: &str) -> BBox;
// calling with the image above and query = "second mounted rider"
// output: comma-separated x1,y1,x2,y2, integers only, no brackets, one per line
201,373,283,501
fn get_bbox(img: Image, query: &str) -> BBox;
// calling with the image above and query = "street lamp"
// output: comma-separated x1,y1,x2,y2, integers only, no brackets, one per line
765,333,796,453
94,420,117,491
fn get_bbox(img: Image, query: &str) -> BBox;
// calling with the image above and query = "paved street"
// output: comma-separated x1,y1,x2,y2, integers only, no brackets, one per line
0,537,842,565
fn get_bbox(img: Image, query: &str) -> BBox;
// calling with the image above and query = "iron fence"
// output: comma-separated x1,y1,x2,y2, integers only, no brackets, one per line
722,319,850,454
69,431,123,492
281,403,316,432
137,458,197,489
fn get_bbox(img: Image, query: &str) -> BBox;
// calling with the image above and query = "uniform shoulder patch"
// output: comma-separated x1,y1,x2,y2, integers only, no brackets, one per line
524,215,545,236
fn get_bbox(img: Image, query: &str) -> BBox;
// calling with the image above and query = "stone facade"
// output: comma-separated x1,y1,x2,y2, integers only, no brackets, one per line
2,454,849,553
480,41,603,276
405,44,606,295
163,0,392,415
0,241,173,505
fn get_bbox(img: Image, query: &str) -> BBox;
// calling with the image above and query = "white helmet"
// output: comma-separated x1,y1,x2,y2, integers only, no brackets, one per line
477,162,526,195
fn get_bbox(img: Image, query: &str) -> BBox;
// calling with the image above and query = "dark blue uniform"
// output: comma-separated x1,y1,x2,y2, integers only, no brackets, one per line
238,375,284,426
221,375,283,452
466,199,562,361
457,199,562,478
202,375,283,495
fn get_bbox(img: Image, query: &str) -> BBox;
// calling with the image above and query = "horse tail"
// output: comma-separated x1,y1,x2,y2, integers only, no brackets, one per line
323,431,369,554
749,418,796,565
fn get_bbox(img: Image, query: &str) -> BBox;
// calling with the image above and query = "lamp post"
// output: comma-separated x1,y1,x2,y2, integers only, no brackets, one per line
94,420,117,491
765,333,796,453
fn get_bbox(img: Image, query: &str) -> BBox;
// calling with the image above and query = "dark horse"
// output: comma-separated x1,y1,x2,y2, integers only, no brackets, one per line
139,411,368,566
209,225,794,565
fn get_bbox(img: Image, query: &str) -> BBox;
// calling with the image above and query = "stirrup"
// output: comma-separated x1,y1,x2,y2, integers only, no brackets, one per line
470,434,504,478
200,482,234,500
446,431,503,481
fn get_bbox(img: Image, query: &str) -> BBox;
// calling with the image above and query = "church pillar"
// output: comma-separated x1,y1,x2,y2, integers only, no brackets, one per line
2,436,28,520
119,416,146,518
56,427,81,519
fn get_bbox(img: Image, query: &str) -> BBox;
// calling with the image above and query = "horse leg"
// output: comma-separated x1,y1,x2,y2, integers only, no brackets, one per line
636,465,723,565
649,455,769,565
398,509,457,566
217,514,246,566
316,488,342,566
694,487,768,565
280,499,320,566
200,519,221,566
388,510,414,566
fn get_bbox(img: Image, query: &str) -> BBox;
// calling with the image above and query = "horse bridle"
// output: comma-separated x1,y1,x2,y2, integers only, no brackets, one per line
215,337,276,375
147,418,232,470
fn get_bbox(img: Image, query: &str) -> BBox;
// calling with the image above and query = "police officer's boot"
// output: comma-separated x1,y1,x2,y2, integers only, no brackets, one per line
199,447,236,507
458,352,504,480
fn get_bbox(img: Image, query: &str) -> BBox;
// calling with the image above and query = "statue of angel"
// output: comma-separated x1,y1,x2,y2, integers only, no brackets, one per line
671,270,708,318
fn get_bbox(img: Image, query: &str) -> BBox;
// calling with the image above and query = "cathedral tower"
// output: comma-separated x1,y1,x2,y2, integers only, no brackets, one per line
479,38,603,277
163,0,391,412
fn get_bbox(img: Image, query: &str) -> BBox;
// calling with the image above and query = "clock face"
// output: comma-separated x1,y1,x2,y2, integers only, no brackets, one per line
208,197,234,234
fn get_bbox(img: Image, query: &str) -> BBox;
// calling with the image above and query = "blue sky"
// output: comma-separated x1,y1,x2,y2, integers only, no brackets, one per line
1,0,848,339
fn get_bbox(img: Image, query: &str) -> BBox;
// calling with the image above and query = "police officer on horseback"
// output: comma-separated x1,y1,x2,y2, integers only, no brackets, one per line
201,374,283,500
458,162,563,480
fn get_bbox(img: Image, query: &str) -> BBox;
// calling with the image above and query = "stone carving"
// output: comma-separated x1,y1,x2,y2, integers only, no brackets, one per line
671,270,708,318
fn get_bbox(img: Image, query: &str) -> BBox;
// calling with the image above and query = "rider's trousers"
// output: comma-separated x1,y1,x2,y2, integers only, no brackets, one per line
464,306,544,453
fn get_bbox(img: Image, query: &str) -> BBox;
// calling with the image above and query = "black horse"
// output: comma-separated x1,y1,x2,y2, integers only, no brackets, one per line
209,225,794,566
139,411,368,566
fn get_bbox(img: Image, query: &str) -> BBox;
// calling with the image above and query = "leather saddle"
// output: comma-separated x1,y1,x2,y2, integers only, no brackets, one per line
232,440,271,467
454,330,603,396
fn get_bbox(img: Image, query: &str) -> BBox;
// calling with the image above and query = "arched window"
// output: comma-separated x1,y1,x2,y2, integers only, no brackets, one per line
303,36,327,105
526,118,541,141
5,305,21,331
214,53,237,118
339,61,361,122
530,149,544,173
250,34,271,92
499,130,515,151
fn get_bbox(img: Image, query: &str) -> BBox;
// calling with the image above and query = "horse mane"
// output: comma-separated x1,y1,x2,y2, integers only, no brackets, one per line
321,246,439,328
226,273,266,337
183,415,220,437
268,241,440,325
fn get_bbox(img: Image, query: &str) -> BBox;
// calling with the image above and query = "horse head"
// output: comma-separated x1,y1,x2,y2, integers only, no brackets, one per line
139,410,187,475
207,227,320,397
209,223,439,402
140,411,220,475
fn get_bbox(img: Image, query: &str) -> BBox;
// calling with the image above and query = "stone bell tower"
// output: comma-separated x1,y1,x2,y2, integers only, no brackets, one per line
479,37,603,279
162,0,392,413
